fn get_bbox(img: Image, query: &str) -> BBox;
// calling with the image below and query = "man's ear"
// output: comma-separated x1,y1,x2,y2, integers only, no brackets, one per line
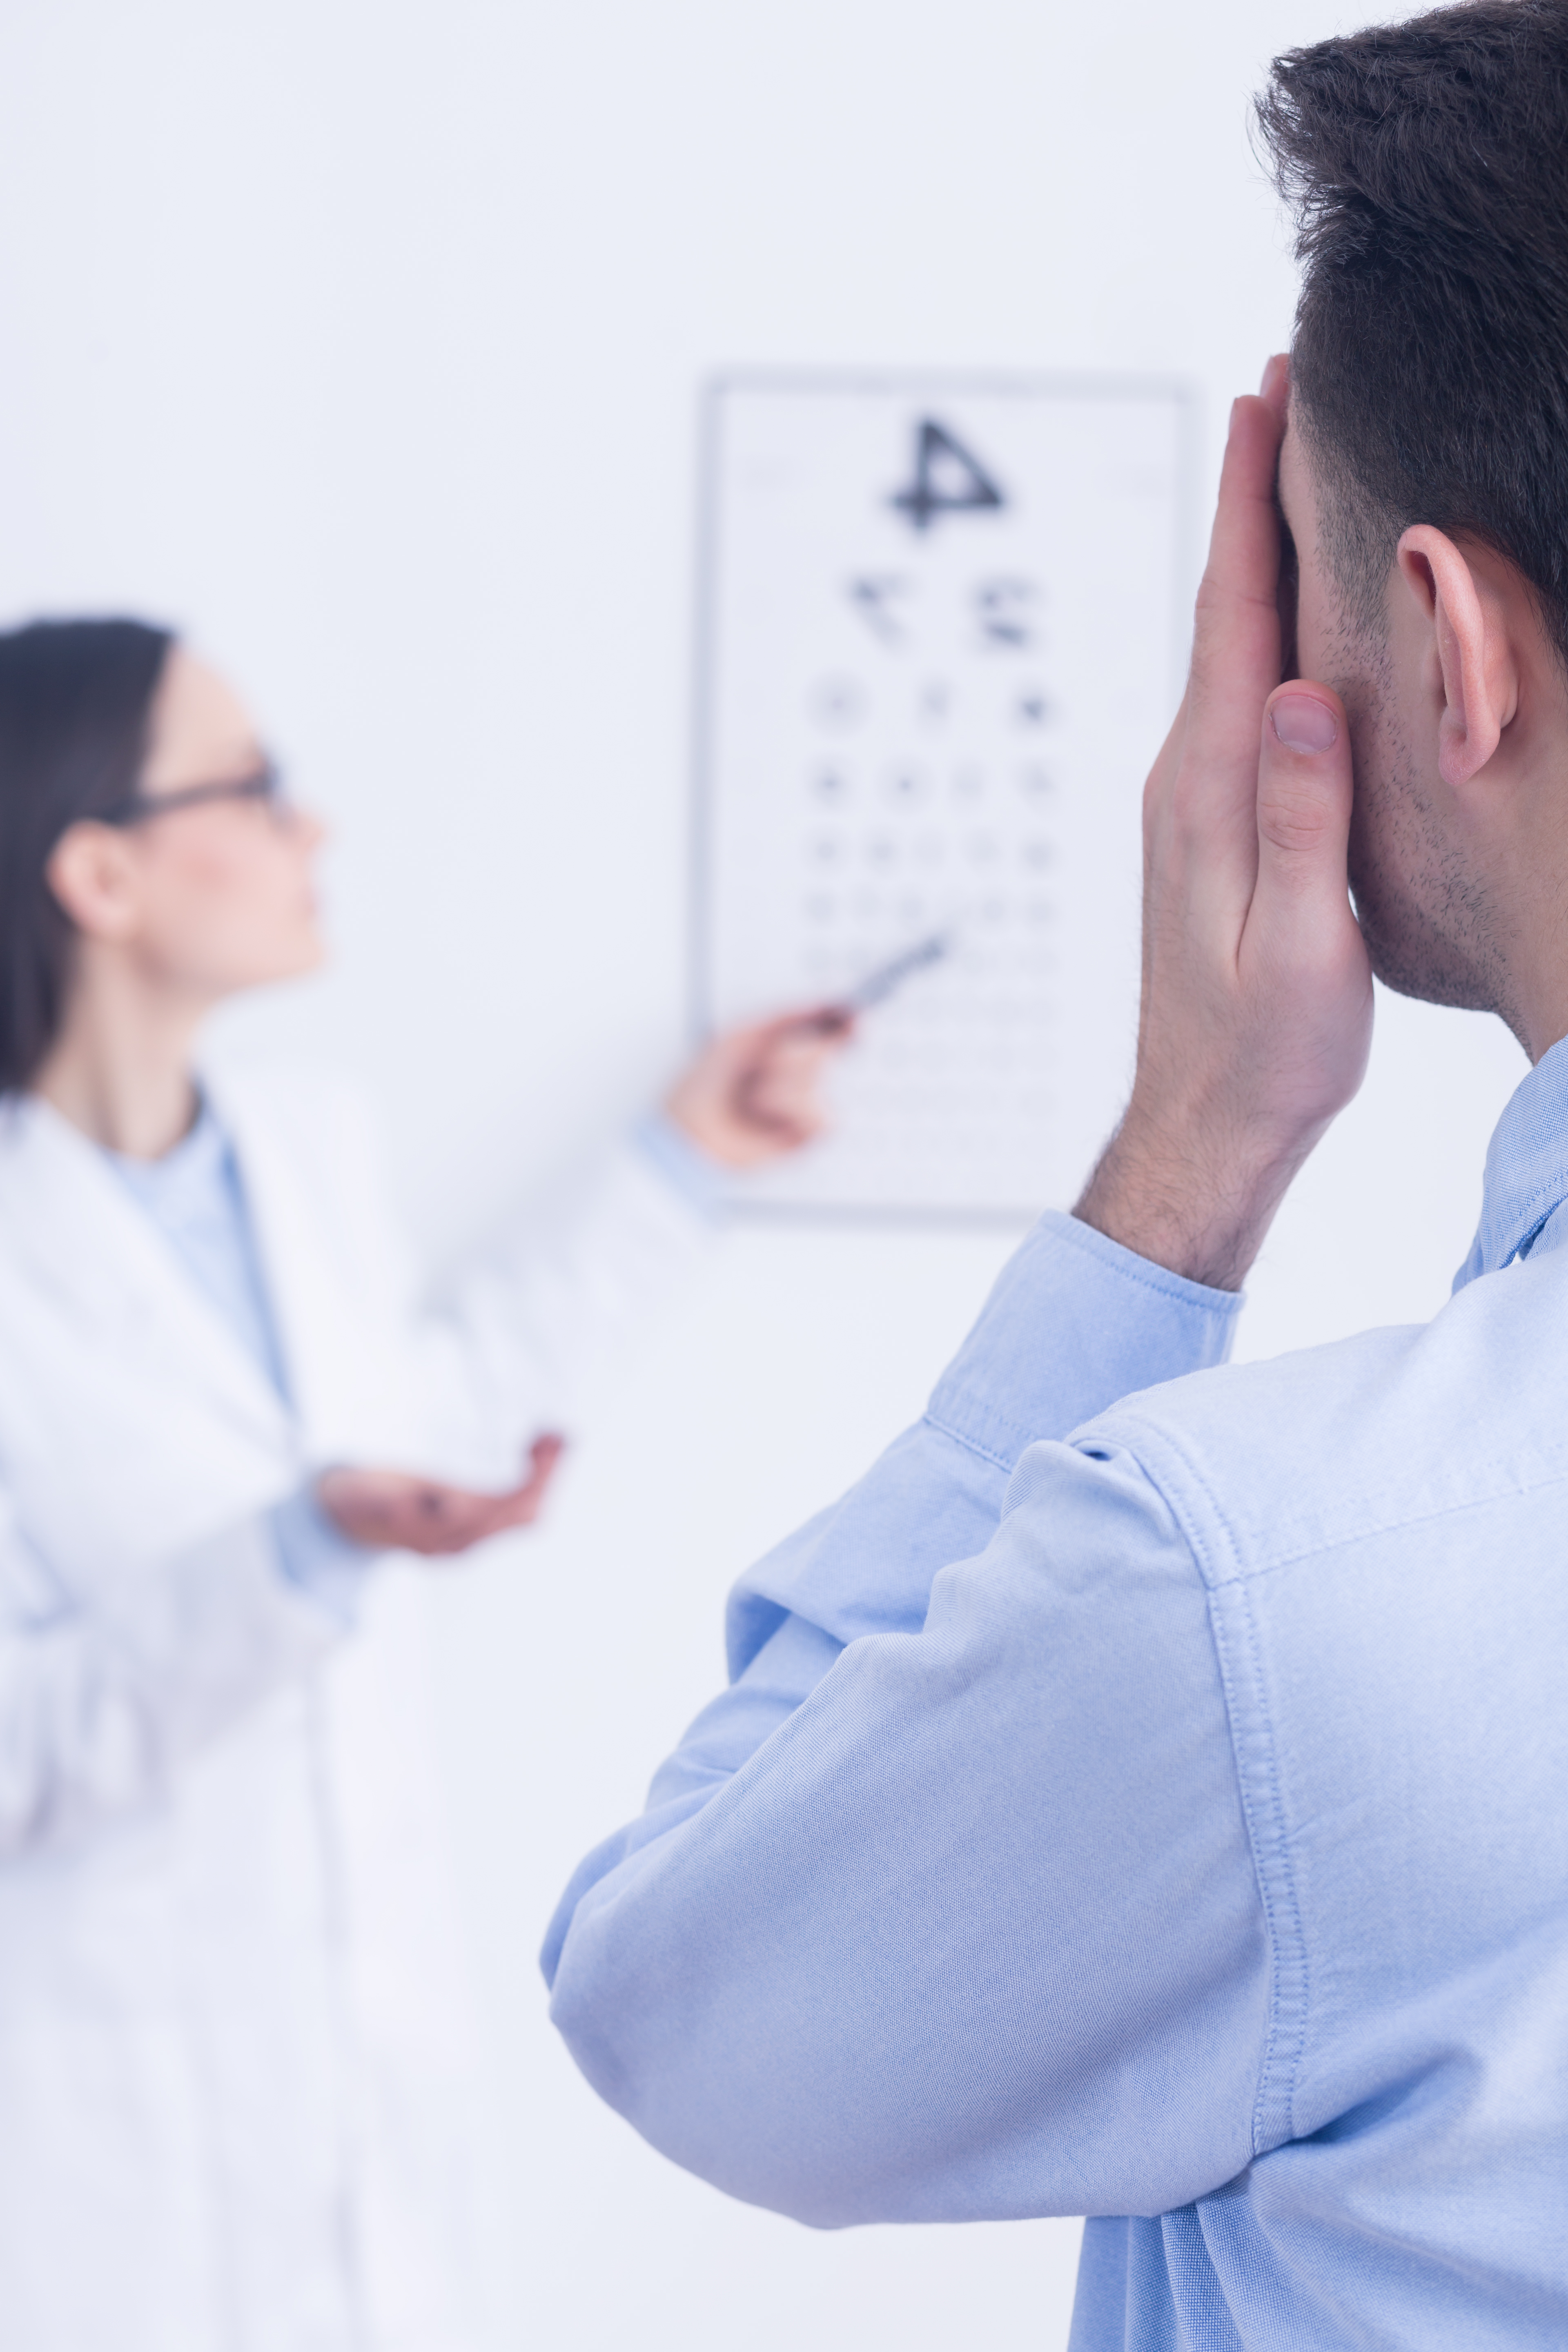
45,822,142,943
1397,526,1519,790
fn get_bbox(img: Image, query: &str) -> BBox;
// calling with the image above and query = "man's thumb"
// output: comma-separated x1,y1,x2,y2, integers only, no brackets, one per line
1253,684,1354,933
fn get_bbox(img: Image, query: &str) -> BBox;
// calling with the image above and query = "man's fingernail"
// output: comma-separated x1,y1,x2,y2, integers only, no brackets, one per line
1271,694,1339,753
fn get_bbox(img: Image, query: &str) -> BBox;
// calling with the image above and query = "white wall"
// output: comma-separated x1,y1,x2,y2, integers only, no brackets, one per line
0,4,1529,2346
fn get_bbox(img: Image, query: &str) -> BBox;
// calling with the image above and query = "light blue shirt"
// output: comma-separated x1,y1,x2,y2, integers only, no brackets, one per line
545,1037,1568,2350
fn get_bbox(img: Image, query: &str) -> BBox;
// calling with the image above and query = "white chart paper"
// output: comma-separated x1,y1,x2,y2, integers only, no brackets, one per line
694,374,1192,1219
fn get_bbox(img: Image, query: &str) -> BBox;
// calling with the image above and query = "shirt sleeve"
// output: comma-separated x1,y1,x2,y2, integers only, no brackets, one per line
547,1433,1268,2227
545,1210,1242,1926
543,1212,1267,2223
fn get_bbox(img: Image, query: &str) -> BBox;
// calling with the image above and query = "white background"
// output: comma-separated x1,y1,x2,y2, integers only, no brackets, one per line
0,5,1528,2347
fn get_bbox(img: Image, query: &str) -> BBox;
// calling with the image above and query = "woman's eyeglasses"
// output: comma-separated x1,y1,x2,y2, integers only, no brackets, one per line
98,759,290,828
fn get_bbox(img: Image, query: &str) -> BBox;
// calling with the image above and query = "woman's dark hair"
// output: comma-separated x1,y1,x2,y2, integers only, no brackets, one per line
1256,0,1568,662
0,617,174,1095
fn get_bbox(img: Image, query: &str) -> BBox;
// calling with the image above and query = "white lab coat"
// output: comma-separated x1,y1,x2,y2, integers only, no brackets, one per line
0,1067,713,2352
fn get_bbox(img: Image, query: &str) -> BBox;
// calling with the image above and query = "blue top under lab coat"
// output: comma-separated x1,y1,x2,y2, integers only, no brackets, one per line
545,1037,1568,2350
109,1102,377,1618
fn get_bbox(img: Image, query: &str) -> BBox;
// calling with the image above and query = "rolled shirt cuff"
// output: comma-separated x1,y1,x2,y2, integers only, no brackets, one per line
270,1484,380,1627
925,1208,1245,1472
633,1112,731,1222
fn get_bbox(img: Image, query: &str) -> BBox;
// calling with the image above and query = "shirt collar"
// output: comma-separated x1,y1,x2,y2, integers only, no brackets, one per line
1458,1031,1568,1287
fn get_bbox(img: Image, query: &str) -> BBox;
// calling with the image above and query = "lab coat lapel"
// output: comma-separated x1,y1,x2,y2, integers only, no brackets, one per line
209,1070,410,1467
0,1094,290,1454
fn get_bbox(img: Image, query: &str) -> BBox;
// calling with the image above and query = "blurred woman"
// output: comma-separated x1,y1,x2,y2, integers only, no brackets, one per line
0,617,844,2352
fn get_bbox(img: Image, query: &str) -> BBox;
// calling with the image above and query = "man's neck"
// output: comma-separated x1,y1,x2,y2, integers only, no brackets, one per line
1503,909,1568,1067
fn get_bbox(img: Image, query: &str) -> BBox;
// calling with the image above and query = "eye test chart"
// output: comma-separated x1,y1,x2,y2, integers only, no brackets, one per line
693,373,1194,1220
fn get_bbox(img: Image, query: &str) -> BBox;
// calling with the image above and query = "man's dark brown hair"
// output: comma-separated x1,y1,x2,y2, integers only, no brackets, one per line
1257,0,1568,658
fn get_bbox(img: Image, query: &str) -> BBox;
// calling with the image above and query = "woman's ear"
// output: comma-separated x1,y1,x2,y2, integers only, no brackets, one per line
1397,526,1519,790
45,822,141,942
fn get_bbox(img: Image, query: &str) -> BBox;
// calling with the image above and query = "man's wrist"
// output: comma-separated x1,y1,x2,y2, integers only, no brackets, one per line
1073,1112,1305,1293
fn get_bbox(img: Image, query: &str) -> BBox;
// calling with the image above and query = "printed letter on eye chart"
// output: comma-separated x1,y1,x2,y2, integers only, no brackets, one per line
695,374,1191,1220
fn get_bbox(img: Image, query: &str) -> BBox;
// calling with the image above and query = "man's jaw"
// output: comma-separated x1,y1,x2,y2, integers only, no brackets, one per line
1349,843,1516,1027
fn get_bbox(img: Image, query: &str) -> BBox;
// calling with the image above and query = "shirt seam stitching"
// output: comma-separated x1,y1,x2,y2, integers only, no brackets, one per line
1154,1454,1568,1589
1115,1425,1309,2160
1484,1168,1568,1265
920,1408,1019,1474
